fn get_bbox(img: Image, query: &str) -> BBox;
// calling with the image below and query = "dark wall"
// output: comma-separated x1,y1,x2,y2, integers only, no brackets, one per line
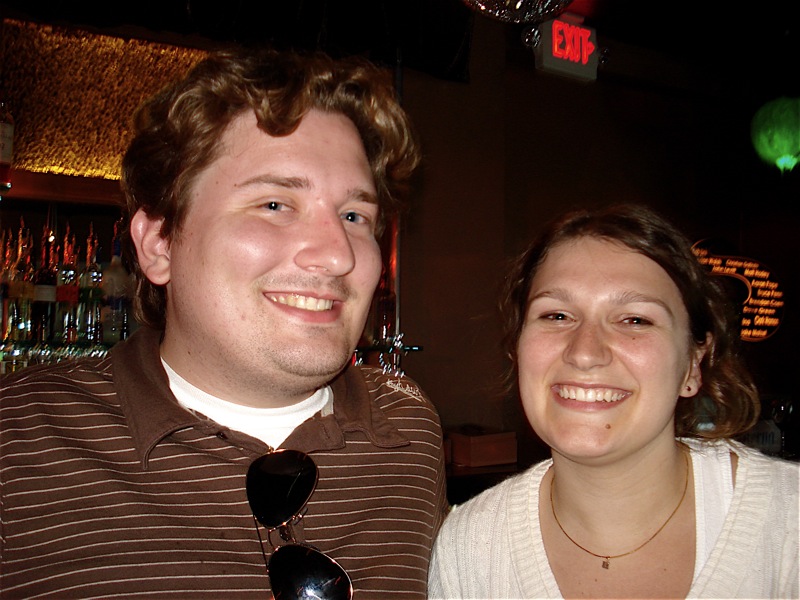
398,17,799,466
2,9,796,466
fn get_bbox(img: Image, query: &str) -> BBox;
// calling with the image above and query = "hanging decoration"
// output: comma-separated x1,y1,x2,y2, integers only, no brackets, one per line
461,0,573,48
750,96,800,173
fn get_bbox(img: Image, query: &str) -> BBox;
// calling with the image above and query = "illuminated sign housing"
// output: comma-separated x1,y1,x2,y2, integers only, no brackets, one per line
535,15,598,81
692,241,785,342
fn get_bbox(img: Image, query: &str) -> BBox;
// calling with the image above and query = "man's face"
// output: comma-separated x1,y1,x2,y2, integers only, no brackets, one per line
143,109,382,407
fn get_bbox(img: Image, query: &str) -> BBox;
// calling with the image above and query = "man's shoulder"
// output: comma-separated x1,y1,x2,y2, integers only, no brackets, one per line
355,365,432,406
0,357,123,451
3,355,112,381
1,357,115,406
350,365,442,435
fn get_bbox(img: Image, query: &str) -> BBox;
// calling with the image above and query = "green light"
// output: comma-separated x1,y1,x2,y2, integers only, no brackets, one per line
750,97,800,173
775,154,799,172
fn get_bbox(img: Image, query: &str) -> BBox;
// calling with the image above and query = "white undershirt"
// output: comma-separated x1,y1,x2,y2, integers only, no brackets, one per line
161,358,332,448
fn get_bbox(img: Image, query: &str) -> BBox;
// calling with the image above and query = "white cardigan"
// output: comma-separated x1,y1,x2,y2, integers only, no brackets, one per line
429,439,799,599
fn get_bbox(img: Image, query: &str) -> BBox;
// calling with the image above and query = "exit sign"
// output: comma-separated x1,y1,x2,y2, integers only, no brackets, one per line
535,16,598,81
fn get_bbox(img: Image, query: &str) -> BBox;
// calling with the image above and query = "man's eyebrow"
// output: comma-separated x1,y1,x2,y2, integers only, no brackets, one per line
236,173,378,204
236,174,309,190
350,188,378,205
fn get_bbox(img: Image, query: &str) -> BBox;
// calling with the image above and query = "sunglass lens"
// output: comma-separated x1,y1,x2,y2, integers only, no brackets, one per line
269,544,353,600
246,450,318,528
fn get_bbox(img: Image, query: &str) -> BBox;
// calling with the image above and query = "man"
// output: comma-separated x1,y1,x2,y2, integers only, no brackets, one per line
1,47,448,598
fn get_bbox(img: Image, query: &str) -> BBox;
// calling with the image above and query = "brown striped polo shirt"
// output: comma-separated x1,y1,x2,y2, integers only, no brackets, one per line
1,326,449,598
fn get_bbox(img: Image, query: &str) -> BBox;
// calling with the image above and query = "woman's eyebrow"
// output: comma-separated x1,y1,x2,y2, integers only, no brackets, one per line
528,288,676,317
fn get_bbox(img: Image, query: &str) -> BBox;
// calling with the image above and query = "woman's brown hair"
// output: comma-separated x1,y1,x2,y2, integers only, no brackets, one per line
499,203,760,438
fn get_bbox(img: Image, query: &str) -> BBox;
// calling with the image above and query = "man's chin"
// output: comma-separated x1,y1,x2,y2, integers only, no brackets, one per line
278,348,354,381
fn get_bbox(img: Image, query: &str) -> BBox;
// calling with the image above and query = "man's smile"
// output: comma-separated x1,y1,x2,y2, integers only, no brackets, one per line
267,293,335,312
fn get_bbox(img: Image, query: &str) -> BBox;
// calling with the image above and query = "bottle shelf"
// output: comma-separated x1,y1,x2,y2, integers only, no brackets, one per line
1,169,123,206
1,338,113,375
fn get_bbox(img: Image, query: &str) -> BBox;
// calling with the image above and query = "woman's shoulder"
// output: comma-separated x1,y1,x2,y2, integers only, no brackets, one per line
445,459,551,527
732,439,800,492
684,437,799,492
684,436,789,462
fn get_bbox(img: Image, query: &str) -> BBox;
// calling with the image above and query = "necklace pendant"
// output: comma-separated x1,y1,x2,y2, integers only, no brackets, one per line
602,558,610,569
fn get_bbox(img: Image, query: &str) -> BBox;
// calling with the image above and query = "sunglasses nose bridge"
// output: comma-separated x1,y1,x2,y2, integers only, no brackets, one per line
278,523,296,544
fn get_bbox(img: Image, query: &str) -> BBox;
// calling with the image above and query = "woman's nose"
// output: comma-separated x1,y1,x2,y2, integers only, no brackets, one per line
562,321,612,370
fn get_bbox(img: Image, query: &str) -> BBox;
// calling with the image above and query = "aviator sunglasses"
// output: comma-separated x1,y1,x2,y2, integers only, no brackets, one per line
246,449,353,600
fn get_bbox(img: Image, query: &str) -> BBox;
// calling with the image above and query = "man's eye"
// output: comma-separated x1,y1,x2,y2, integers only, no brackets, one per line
342,211,370,224
265,201,282,211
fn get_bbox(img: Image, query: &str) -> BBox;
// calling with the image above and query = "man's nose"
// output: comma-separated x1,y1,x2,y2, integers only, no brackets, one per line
294,216,356,276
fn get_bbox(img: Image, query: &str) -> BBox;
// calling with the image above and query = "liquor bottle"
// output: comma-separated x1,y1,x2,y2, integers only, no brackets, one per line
77,223,103,344
101,219,130,344
31,226,58,343
6,221,35,341
372,269,396,344
0,90,13,191
54,225,79,344
0,228,13,338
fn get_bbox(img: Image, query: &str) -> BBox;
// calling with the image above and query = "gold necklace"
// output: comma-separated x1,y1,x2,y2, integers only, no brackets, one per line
549,450,689,570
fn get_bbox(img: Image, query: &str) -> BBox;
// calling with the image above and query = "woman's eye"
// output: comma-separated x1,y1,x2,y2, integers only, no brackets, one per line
622,316,653,326
543,312,569,321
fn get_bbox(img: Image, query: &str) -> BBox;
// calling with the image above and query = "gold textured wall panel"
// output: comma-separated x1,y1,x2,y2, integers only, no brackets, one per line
0,19,207,180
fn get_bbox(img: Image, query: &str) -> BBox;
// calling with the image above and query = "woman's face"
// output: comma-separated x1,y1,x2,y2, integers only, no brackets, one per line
517,237,705,464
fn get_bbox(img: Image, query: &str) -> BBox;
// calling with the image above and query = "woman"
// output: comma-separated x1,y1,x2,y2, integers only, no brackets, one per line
429,204,798,599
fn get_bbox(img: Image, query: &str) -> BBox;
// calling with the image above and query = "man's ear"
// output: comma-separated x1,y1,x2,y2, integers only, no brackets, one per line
130,209,171,285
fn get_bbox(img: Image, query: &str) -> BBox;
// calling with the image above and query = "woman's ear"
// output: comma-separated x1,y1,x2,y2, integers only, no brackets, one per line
130,209,171,285
680,334,711,398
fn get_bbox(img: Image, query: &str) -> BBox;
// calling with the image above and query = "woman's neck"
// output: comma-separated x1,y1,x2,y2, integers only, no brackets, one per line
548,441,690,548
